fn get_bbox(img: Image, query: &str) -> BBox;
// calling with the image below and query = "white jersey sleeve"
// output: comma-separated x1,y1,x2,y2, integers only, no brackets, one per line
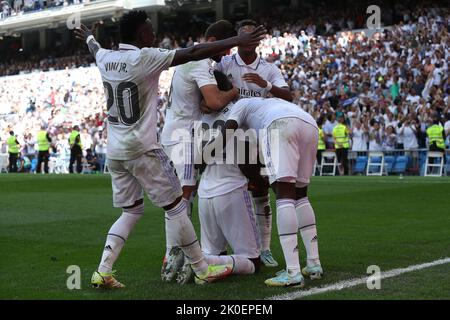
161,59,217,146
268,63,288,88
140,47,175,74
192,59,217,89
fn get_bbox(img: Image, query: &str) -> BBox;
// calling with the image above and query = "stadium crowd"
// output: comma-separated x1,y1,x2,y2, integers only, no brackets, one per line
0,3,449,173
0,0,93,20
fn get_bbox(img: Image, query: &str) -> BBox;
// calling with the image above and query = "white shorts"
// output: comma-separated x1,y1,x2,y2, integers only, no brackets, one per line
108,149,182,208
198,186,260,259
163,142,197,187
263,118,318,187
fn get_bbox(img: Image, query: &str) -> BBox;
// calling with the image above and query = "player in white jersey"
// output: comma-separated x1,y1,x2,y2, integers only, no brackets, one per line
215,19,292,102
198,101,261,276
75,11,266,288
214,20,293,268
221,97,323,287
160,20,240,284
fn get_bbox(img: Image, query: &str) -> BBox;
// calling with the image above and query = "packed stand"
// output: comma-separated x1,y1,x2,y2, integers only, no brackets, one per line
1,4,449,175
0,0,94,20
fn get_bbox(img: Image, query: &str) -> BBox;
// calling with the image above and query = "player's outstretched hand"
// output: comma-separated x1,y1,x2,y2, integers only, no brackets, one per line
75,23,97,42
237,25,267,47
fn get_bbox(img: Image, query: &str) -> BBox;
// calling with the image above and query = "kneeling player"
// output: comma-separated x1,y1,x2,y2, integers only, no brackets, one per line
197,102,261,277
222,97,323,287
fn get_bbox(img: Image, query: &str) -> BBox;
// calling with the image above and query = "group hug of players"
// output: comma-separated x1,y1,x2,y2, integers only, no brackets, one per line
75,11,322,288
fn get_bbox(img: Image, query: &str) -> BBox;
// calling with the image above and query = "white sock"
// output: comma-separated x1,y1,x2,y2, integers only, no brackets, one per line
184,191,196,219
296,197,320,267
254,195,272,252
165,199,208,275
165,191,196,258
98,204,143,273
276,199,300,275
204,254,255,275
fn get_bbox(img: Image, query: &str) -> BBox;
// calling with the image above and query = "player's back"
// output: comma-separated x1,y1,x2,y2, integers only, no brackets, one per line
230,97,318,130
199,104,247,199
95,44,175,160
161,58,216,146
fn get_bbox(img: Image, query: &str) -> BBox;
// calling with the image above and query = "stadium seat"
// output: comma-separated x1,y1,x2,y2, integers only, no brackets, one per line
352,156,368,175
392,156,409,174
446,156,450,176
424,152,444,177
384,156,396,174
366,152,385,176
0,153,8,173
418,151,428,175
320,151,337,176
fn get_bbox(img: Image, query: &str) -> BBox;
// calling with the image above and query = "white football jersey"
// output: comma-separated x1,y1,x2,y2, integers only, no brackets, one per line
96,44,175,160
198,105,248,199
227,97,318,131
215,53,288,99
161,58,217,146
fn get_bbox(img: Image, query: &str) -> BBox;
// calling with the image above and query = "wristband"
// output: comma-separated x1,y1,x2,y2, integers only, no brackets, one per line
265,81,273,92
86,35,95,44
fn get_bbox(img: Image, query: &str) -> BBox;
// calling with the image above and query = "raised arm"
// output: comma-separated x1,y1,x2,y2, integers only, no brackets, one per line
75,24,101,58
171,26,266,67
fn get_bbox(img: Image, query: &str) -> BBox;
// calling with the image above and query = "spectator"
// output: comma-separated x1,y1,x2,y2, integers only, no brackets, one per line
369,121,383,152
399,118,419,150
383,125,397,151
351,120,368,152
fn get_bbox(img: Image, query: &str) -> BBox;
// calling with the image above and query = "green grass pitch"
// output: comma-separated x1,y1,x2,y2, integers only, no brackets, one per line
1,174,449,300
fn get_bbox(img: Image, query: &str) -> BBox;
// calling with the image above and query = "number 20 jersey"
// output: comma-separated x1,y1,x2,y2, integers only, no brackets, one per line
96,43,176,160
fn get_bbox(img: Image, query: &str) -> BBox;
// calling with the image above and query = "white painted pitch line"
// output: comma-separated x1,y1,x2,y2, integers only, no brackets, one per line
314,177,450,184
265,257,450,300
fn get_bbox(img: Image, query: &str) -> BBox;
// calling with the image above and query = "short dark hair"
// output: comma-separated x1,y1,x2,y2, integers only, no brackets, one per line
316,116,324,127
9,131,14,135
237,19,258,31
120,10,149,43
205,20,236,40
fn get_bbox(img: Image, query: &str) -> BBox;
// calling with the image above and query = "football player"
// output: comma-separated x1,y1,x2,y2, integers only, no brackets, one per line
219,97,323,287
213,19,294,268
160,20,240,284
196,71,263,279
75,11,266,288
